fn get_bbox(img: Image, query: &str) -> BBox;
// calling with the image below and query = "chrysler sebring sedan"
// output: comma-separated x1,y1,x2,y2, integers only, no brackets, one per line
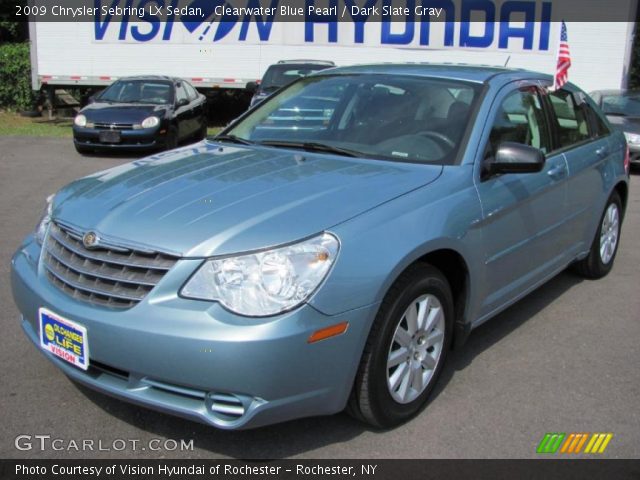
73,76,207,154
12,65,629,429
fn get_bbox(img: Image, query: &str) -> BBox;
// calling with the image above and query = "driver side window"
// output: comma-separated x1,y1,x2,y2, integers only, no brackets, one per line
176,84,189,105
487,88,550,158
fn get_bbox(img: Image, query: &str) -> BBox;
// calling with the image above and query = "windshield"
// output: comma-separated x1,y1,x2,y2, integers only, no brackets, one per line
99,80,173,105
226,74,481,165
601,92,640,116
260,65,332,91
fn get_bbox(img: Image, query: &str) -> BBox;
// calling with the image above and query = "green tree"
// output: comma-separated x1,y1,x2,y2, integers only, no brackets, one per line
0,21,27,42
0,42,35,110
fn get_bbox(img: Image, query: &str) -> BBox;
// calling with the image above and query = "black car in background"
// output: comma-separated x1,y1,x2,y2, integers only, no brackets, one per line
73,76,207,154
246,60,335,107
590,89,640,165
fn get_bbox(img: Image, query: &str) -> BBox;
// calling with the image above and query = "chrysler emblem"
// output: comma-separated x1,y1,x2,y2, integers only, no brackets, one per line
83,231,99,249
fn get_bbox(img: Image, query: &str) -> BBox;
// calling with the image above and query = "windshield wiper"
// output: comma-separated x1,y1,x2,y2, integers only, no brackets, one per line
258,140,361,158
214,134,254,145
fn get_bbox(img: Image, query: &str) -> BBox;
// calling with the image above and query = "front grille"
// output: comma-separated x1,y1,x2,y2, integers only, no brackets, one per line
93,122,134,130
42,223,178,309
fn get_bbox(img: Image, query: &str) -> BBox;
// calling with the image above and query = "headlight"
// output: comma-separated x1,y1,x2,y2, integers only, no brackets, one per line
74,114,87,127
624,131,640,144
181,233,339,316
141,116,160,129
35,194,54,245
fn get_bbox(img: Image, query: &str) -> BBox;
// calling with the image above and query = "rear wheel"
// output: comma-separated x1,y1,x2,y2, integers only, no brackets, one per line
347,264,453,428
573,191,622,279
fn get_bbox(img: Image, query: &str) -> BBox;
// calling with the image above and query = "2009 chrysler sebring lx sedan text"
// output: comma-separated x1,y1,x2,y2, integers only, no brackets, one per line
11,65,630,429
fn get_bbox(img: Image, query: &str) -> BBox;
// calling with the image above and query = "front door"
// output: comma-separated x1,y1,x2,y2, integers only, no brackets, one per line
474,83,570,319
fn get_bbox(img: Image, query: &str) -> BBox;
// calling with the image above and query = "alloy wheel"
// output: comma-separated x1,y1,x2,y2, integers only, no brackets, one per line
386,294,446,404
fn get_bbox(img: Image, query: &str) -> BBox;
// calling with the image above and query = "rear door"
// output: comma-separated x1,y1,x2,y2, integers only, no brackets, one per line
474,82,570,318
543,86,615,257
184,81,205,133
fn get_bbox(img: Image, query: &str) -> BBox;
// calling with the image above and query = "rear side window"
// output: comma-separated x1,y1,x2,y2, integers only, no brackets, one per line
584,102,611,138
547,90,590,148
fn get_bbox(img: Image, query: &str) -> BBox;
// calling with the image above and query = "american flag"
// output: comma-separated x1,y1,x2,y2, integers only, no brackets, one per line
554,21,571,90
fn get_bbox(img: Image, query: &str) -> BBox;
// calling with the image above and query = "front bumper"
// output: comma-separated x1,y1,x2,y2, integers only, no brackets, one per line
73,126,165,150
11,236,376,429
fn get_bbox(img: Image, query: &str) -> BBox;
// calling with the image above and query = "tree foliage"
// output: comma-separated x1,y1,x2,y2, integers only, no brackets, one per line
0,42,35,110
0,21,27,42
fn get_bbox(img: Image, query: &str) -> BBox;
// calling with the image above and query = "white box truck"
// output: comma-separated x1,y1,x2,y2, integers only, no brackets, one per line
28,0,637,96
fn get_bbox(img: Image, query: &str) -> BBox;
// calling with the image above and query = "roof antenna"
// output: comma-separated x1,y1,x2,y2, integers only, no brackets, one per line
504,55,511,67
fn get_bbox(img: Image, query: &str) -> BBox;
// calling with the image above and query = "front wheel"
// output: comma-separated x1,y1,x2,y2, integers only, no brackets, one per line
573,191,622,279
347,264,453,428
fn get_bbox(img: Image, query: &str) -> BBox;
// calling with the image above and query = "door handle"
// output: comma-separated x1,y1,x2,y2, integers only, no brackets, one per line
547,164,567,180
596,146,609,158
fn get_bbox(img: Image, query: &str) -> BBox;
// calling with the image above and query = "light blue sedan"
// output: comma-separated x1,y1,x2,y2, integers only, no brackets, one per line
11,64,630,429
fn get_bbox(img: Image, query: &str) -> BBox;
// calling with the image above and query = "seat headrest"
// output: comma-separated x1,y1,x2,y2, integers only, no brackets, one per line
448,101,470,120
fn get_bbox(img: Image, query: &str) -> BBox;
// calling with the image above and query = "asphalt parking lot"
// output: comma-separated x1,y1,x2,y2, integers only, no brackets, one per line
0,135,638,459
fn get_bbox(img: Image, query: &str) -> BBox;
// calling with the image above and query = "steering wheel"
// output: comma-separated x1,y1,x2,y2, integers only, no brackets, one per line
416,131,456,149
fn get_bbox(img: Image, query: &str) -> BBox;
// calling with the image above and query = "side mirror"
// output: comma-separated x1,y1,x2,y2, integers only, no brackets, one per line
87,95,96,104
489,142,545,175
245,81,258,93
176,98,189,108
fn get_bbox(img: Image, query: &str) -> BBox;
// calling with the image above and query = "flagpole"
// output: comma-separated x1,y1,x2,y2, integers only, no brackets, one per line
552,21,562,91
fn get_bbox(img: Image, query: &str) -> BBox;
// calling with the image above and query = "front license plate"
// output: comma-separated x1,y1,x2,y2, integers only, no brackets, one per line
39,307,89,370
99,130,121,143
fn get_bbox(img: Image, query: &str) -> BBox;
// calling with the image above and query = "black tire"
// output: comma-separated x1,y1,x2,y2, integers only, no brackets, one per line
347,263,454,428
74,143,92,155
165,126,179,150
572,191,622,279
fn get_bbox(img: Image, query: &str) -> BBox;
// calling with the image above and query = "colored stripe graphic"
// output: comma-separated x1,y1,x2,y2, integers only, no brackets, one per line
584,433,614,454
538,433,613,454
537,433,566,453
560,433,589,453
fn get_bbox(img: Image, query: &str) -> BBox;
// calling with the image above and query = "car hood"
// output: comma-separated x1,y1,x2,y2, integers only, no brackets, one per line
52,142,443,257
81,102,168,124
606,114,640,133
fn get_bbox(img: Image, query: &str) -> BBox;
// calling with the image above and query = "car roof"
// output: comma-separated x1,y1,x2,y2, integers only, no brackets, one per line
277,59,335,65
117,75,181,83
267,63,334,70
591,89,639,95
315,63,553,85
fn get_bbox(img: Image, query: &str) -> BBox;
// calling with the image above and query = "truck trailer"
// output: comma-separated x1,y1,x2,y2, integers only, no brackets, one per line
28,0,637,96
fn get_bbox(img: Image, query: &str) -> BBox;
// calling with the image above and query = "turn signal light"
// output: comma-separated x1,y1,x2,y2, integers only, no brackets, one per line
624,145,630,175
307,322,349,344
